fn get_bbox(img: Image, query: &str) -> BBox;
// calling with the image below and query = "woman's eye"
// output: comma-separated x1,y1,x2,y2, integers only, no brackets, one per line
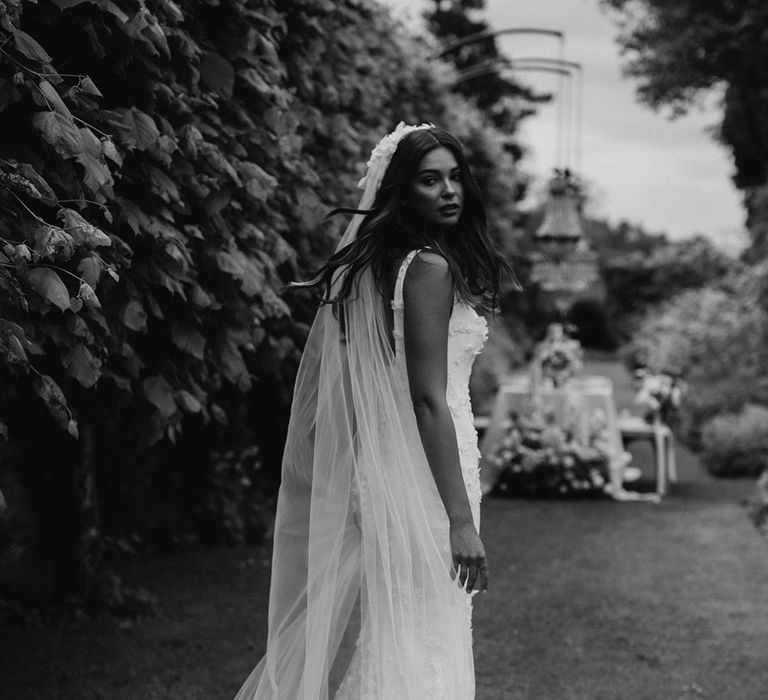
451,172,461,181
420,177,437,186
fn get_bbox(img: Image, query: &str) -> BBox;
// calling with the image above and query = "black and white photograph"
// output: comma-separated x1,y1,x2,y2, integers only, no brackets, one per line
1,1,767,698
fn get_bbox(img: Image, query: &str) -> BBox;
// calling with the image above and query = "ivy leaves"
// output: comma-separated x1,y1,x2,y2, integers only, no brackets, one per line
24,268,70,311
0,0,303,446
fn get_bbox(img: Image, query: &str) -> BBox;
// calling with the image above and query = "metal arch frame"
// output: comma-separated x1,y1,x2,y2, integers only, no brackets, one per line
453,58,584,174
434,28,564,59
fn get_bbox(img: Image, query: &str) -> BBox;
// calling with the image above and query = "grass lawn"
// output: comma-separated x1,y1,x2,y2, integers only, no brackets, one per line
2,355,766,699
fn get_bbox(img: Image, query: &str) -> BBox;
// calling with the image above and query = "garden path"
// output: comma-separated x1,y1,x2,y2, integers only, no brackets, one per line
1,357,767,699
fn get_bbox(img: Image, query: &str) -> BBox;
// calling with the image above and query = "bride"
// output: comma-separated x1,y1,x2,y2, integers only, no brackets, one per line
234,122,512,699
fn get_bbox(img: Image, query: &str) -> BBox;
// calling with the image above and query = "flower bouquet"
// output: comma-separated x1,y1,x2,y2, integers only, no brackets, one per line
490,406,612,498
533,324,584,388
633,369,684,425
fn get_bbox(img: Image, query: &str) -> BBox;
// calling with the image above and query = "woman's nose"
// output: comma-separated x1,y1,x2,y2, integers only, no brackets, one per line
442,178,456,197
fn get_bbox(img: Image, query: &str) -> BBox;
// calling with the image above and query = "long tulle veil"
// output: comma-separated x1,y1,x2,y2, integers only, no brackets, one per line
234,124,475,699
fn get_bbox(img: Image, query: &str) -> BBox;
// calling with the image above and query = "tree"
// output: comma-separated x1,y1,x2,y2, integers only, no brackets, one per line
600,0,768,254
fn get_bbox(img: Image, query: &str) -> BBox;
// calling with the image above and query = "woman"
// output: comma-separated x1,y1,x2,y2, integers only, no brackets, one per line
235,123,512,699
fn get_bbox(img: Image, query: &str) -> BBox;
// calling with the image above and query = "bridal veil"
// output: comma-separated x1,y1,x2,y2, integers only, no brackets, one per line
234,123,475,700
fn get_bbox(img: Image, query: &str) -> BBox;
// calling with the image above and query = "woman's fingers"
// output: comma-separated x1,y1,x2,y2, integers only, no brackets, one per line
466,561,479,592
454,553,488,591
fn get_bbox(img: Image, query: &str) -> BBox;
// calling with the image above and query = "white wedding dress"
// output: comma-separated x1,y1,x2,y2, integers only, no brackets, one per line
334,248,488,699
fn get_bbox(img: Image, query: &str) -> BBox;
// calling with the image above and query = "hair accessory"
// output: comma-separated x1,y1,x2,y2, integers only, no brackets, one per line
357,121,435,193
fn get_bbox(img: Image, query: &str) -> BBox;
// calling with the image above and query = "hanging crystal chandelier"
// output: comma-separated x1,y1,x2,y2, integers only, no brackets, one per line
529,169,599,309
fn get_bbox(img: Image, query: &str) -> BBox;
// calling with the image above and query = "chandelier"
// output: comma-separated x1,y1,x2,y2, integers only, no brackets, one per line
529,169,599,310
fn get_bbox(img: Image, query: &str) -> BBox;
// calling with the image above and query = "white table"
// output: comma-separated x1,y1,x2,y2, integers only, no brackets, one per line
618,414,678,496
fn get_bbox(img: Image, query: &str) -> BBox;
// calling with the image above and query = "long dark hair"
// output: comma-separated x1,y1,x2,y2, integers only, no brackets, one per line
303,127,513,310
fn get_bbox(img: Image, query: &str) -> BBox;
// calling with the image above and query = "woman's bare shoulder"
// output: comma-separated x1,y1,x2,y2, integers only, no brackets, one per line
411,249,448,270
404,250,453,300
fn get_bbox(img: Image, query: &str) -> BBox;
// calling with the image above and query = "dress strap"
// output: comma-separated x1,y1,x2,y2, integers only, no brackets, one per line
392,248,427,311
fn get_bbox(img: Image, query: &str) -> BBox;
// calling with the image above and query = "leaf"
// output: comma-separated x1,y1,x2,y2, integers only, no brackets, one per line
25,267,70,311
210,403,228,425
77,256,102,288
218,335,251,390
199,141,240,183
52,0,129,20
215,248,246,277
158,0,184,23
13,30,53,64
238,67,272,96
79,76,103,98
241,257,266,297
142,375,177,418
200,52,235,99
15,163,57,201
114,107,160,151
33,374,78,437
79,280,101,308
31,111,84,158
76,151,114,197
191,285,213,308
62,343,102,387
146,164,181,204
58,209,112,247
175,389,202,413
32,224,75,260
37,79,73,118
120,299,147,332
14,244,32,262
7,334,28,362
52,0,91,9
171,323,206,360
101,139,123,166
102,368,132,392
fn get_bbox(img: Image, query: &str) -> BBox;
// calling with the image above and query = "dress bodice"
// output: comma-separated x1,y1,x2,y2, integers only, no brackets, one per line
391,249,488,515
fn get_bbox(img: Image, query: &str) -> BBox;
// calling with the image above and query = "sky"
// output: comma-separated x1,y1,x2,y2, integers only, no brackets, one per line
381,0,748,252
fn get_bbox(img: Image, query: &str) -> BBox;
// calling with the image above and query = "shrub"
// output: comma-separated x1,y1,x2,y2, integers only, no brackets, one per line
700,404,768,477
625,264,768,447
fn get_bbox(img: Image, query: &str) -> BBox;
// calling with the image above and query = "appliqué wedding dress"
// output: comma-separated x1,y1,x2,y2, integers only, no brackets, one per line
334,248,488,699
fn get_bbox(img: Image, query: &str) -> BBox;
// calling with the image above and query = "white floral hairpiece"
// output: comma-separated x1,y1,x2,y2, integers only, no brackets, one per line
357,121,435,192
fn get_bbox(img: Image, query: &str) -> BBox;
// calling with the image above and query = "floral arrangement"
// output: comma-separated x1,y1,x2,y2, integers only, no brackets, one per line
633,368,684,424
533,323,584,388
490,406,615,498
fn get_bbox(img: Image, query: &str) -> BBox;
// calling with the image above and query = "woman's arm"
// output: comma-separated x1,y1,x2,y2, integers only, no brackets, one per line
402,251,489,592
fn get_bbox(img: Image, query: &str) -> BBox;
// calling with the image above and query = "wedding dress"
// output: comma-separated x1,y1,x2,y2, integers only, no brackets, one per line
233,122,490,700
334,248,488,699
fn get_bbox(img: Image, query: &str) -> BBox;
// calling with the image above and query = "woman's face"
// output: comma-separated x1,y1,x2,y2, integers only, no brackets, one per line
408,147,464,227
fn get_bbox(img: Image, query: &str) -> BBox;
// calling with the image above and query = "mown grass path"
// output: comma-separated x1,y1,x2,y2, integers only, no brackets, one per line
475,356,768,699
2,357,767,699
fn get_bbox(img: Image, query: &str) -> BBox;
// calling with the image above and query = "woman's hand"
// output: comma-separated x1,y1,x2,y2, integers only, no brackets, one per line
450,519,489,593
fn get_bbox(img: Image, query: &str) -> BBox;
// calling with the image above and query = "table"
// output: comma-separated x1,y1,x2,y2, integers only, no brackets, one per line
618,414,678,496
478,374,625,494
